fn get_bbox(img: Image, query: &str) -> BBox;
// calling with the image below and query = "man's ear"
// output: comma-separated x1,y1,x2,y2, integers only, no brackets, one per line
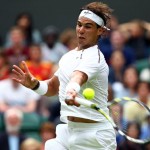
97,27,105,36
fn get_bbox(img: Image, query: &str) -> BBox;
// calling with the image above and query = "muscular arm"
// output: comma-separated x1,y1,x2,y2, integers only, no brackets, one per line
45,75,60,96
70,70,88,86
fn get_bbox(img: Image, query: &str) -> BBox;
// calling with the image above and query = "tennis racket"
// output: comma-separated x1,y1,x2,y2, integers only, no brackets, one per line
75,96,150,144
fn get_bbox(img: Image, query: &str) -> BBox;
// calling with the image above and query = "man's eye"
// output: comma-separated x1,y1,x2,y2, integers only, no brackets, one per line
77,24,82,27
85,26,91,29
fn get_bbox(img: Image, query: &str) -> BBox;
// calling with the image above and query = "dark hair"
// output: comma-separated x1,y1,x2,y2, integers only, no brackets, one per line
15,12,33,45
29,43,40,48
40,122,56,137
80,2,113,27
0,51,9,65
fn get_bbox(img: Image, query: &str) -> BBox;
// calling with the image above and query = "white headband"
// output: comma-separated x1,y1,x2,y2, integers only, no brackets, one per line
79,10,110,30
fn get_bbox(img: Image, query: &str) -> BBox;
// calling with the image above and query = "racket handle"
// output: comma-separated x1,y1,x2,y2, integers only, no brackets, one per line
75,97,95,108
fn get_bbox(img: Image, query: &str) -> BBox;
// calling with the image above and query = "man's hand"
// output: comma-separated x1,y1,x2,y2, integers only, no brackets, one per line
12,61,38,89
65,89,80,107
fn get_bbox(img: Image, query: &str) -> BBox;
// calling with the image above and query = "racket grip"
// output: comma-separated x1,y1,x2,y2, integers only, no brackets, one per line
75,97,95,107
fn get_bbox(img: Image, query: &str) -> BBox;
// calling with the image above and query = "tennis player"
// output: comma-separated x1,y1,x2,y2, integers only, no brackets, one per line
12,2,116,150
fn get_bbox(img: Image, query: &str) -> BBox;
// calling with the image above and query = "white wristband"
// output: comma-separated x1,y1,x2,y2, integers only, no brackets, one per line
34,81,48,95
66,82,81,93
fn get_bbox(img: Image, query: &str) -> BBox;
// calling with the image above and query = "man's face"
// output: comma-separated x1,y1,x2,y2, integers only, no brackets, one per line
6,114,21,133
10,29,25,45
76,17,103,49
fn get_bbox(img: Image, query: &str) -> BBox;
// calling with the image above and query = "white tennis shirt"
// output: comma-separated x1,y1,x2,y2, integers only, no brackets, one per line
55,45,109,123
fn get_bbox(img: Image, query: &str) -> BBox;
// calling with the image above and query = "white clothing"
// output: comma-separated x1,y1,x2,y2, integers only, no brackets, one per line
41,42,68,64
55,45,109,123
45,122,116,150
47,45,117,150
112,82,137,99
0,79,40,106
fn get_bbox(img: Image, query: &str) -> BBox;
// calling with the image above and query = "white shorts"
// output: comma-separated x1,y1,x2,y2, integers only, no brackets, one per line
45,121,117,150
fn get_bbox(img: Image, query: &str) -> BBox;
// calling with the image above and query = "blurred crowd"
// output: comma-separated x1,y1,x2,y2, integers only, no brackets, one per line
0,12,149,150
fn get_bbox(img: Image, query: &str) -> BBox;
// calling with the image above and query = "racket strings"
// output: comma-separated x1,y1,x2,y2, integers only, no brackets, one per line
108,98,150,144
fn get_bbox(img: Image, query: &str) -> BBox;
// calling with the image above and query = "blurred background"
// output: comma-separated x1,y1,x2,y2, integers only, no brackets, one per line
0,0,149,150
0,0,150,40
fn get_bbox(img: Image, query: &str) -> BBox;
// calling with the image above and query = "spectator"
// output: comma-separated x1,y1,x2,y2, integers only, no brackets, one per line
118,121,143,150
0,51,10,80
109,15,119,31
59,28,77,50
5,12,42,47
23,44,54,80
41,26,68,64
123,81,150,124
112,66,139,98
22,43,58,117
4,26,29,66
99,29,136,66
40,122,56,150
119,20,150,60
0,108,26,150
21,138,42,150
108,50,126,84
0,72,40,113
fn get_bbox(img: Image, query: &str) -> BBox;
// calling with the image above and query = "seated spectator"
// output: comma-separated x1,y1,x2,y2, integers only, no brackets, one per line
59,28,77,50
21,44,56,117
0,72,40,113
108,50,126,84
23,44,54,80
119,20,150,60
0,108,26,150
21,138,42,150
4,26,29,66
118,121,143,150
41,26,68,64
40,122,56,150
99,29,136,67
123,81,150,125
109,15,119,31
112,66,139,98
5,12,42,48
0,51,10,80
